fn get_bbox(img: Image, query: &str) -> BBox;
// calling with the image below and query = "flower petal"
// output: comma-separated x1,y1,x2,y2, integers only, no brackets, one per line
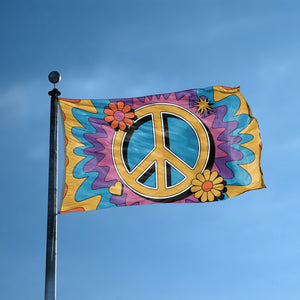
119,121,126,131
104,108,114,115
123,104,132,113
213,184,224,191
203,169,211,180
194,190,204,199
117,101,124,111
207,191,215,201
104,115,114,123
191,179,202,186
212,176,223,184
124,118,133,126
200,192,208,202
191,186,201,193
196,173,205,182
125,112,135,119
211,188,221,197
111,120,118,129
109,102,117,111
209,171,218,181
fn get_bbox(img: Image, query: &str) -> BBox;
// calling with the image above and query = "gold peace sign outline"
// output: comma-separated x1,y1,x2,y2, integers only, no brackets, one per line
112,103,212,201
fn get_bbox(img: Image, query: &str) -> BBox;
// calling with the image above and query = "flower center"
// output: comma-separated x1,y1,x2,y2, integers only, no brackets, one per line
202,181,213,192
114,111,125,121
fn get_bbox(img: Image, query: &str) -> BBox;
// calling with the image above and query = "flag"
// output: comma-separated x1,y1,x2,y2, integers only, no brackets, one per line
58,86,265,213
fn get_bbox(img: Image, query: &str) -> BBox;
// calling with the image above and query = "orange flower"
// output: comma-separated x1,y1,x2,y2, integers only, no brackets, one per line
104,101,135,131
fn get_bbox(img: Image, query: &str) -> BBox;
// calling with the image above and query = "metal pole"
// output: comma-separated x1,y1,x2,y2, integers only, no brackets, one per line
45,71,61,300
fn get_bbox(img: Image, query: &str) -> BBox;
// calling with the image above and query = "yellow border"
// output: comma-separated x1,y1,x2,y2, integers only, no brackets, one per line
213,87,265,197
58,99,101,213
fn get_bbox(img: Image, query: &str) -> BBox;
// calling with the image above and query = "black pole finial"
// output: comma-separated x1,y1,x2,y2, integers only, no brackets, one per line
48,71,61,88
48,71,61,98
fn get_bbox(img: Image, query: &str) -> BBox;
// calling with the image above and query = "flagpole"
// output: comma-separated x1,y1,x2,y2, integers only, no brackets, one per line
45,71,61,300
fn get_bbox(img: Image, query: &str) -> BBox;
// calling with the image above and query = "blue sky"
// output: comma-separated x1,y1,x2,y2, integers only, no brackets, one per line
1,0,300,299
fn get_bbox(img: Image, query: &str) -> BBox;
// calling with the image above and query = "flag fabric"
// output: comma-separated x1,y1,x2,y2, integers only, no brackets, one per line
58,86,265,214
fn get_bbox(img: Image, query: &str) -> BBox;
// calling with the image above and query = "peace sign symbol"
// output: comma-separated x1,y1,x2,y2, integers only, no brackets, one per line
112,103,213,202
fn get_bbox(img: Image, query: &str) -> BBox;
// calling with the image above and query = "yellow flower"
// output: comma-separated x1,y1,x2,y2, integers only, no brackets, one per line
191,170,226,202
194,96,213,116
